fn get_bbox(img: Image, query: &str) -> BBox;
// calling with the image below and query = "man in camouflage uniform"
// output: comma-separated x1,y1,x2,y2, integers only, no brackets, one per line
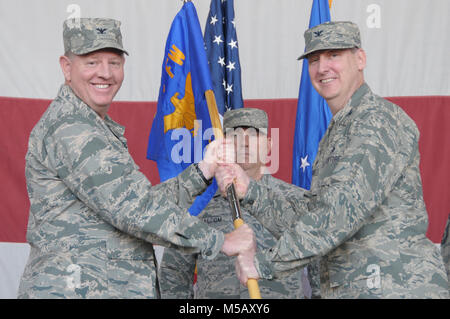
217,21,449,298
159,108,307,299
441,214,450,287
18,18,236,298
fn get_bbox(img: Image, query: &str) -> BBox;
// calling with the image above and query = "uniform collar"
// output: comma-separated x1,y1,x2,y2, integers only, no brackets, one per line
331,82,371,124
58,84,125,137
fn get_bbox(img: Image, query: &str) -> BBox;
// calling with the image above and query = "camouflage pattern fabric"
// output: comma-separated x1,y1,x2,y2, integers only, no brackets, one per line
159,175,308,299
63,18,128,55
306,260,322,298
18,85,224,298
298,21,361,60
223,108,268,132
441,215,450,286
242,83,449,298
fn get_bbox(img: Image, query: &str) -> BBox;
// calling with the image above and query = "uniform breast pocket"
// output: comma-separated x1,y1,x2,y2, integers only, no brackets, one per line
106,235,157,298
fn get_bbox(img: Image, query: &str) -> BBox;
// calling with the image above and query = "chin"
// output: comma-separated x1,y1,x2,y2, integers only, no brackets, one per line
92,97,114,106
320,90,339,101
239,163,257,171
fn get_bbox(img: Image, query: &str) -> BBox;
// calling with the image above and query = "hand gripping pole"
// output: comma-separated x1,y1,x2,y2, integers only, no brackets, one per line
227,184,261,299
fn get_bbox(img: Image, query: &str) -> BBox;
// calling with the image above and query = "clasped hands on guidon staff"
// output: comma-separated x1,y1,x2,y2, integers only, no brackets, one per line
205,137,259,287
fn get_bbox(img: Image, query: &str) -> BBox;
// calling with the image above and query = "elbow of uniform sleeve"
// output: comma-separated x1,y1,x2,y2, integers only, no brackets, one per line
176,213,225,261
158,210,225,261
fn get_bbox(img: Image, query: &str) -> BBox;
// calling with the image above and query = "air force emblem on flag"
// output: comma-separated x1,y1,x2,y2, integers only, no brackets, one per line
165,72,199,136
162,44,198,136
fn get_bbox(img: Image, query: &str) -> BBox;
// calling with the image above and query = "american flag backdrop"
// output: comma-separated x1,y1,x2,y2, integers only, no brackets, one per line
204,0,243,115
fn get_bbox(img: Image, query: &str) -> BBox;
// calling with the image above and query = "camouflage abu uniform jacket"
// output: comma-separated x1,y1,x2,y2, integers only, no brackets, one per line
241,83,449,298
441,214,450,285
159,175,306,299
18,85,224,298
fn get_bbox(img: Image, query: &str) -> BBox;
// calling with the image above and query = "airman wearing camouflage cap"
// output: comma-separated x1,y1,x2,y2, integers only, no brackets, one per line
159,107,309,299
223,108,271,172
217,20,449,298
17,17,234,298
63,18,128,55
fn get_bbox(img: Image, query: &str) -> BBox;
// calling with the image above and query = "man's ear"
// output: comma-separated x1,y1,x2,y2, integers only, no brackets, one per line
267,136,272,156
356,48,366,71
59,55,72,82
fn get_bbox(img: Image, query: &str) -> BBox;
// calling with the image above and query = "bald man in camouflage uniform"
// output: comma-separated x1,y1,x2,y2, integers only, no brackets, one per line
158,108,307,298
218,21,449,298
18,18,231,298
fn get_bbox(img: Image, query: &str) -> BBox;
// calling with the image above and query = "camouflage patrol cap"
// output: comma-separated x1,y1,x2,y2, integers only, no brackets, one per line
298,21,361,60
223,108,268,133
63,18,129,55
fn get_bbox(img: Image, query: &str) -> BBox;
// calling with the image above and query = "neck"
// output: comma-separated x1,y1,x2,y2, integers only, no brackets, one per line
327,79,365,116
66,82,108,120
244,165,265,181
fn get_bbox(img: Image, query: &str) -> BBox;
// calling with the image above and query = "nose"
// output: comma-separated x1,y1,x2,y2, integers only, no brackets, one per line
243,133,250,146
317,55,330,74
97,60,112,79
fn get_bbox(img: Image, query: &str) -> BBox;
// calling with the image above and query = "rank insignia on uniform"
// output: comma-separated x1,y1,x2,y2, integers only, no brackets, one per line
96,27,107,34
313,30,323,37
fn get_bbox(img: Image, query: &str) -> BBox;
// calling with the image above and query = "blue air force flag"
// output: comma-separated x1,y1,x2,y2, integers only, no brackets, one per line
147,2,223,216
292,0,332,190
147,1,214,183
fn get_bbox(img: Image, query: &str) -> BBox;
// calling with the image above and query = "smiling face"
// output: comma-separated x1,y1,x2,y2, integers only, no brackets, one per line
59,49,125,119
307,48,366,115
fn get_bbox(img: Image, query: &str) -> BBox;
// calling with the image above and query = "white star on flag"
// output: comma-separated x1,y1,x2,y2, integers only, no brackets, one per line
300,155,310,173
225,83,233,94
217,56,225,67
213,35,223,45
226,61,235,71
210,15,218,25
228,39,238,49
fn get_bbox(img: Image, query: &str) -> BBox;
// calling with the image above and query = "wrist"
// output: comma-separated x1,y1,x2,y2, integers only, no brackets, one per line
196,162,213,185
220,232,232,256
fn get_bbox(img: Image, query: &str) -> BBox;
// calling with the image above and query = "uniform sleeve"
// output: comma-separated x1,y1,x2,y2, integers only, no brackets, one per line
45,119,223,260
243,110,418,279
158,247,197,299
441,215,450,277
243,177,309,239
